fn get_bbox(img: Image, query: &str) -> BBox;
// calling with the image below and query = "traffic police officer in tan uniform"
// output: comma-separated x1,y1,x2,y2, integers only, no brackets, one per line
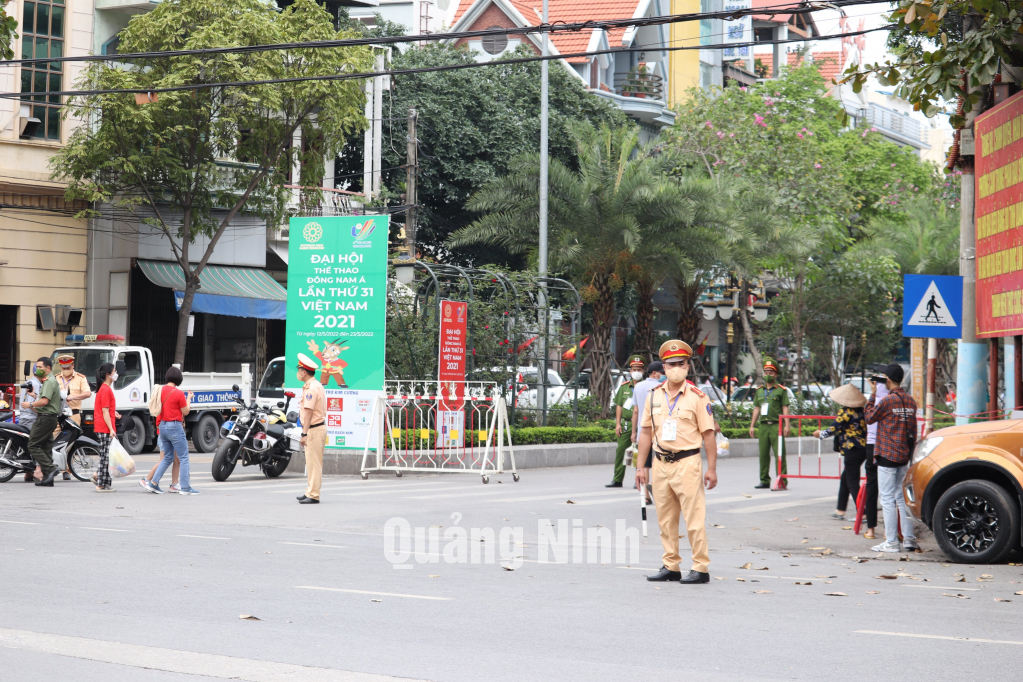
636,340,717,584
295,353,327,505
56,354,92,480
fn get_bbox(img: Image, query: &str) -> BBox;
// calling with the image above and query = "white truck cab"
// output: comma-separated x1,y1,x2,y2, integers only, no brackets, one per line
53,335,251,455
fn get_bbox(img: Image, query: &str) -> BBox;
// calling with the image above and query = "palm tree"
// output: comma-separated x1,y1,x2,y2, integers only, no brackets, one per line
448,122,679,416
852,197,959,276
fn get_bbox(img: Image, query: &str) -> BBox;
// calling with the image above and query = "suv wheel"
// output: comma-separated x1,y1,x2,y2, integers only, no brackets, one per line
933,480,1020,564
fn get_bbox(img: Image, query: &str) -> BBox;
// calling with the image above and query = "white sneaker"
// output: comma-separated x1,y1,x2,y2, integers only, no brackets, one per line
169,484,181,493
871,541,901,553
138,477,148,489
902,539,920,551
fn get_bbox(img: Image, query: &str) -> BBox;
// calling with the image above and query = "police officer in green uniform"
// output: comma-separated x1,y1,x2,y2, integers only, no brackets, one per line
607,355,646,488
747,357,790,489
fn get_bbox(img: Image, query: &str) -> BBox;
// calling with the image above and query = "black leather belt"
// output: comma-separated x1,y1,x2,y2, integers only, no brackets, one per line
308,422,325,429
654,448,700,463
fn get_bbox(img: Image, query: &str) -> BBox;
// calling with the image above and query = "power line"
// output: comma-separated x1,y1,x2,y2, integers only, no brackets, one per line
0,0,886,69
0,25,893,101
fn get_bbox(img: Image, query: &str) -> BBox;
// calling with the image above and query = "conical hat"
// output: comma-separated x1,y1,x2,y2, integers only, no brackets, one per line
829,383,866,408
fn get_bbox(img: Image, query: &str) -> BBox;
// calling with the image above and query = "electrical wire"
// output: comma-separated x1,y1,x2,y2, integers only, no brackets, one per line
0,24,892,100
0,0,888,69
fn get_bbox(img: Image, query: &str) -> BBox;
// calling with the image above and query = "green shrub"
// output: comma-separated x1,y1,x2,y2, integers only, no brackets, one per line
510,426,615,445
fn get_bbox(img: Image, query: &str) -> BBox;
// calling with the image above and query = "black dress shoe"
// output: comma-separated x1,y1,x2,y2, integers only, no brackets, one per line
298,497,319,504
754,483,770,489
605,481,623,488
296,495,308,501
63,472,71,481
35,470,58,487
646,566,682,581
680,570,710,584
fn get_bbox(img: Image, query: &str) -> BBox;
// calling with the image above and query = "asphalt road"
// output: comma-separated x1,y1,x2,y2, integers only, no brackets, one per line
1,455,1021,682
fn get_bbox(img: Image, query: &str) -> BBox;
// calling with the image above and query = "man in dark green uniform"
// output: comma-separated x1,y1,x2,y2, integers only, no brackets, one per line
22,357,62,487
747,357,790,490
607,355,646,488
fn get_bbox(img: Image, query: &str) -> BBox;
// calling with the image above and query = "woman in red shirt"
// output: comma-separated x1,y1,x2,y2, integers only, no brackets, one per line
145,367,197,495
93,363,117,492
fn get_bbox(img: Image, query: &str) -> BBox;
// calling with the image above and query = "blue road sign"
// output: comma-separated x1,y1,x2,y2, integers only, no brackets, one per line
902,274,963,339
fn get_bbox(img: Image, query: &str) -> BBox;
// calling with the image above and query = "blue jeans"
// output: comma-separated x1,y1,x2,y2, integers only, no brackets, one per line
878,463,915,545
154,421,190,490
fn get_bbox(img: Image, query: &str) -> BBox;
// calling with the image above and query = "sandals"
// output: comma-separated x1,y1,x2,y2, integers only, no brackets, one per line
863,530,876,540
829,512,846,520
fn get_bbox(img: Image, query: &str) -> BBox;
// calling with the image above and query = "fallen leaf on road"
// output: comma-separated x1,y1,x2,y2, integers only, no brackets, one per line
1014,590,1023,595
782,553,791,558
816,575,836,579
810,547,826,550
711,524,725,528
942,593,970,599
786,518,799,522
566,500,576,504
736,578,746,582
742,493,753,498
981,574,993,578
852,559,869,563
429,575,440,578
876,575,898,580
810,553,823,558
502,566,514,571
842,526,853,530
825,592,847,597
794,582,812,585
898,556,911,561
753,590,772,594
751,527,761,530
756,567,769,571
953,573,963,576
955,577,966,582
995,598,1012,603
371,599,382,602
714,577,727,580
941,564,951,567
239,615,261,620
739,562,753,569
800,540,809,544
822,549,833,555
866,591,880,594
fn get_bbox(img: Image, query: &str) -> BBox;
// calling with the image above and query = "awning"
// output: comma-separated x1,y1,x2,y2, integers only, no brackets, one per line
138,260,287,320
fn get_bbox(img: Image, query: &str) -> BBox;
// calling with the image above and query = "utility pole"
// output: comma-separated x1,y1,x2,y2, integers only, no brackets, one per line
537,0,550,425
393,109,417,285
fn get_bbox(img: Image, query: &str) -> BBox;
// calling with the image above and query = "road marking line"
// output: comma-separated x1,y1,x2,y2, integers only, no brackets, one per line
296,586,451,601
724,496,834,514
178,535,231,540
404,487,564,500
80,527,131,532
281,542,348,549
855,630,1023,646
707,494,790,505
900,584,980,591
0,627,427,681
489,491,637,504
0,520,37,525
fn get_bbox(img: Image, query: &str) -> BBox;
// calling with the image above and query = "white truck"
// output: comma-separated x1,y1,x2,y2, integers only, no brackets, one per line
51,336,252,455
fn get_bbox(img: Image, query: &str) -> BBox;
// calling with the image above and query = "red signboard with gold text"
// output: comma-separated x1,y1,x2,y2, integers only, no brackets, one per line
975,91,1023,337
438,300,468,410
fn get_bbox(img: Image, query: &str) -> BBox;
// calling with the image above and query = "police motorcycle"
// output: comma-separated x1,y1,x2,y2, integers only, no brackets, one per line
0,384,104,483
210,384,297,481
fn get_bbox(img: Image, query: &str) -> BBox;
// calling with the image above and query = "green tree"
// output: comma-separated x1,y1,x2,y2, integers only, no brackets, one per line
852,196,961,276
447,122,680,416
373,44,626,265
842,0,1023,125
0,0,17,61
53,0,370,364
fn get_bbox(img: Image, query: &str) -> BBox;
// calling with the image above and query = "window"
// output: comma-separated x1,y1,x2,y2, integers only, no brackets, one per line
20,0,65,140
481,26,508,55
115,351,143,390
258,359,286,398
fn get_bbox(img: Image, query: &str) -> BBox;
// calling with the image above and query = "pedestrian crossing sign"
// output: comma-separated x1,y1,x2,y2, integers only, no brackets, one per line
902,274,963,339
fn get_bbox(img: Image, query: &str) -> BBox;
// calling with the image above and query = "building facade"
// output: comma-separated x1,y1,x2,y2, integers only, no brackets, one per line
0,0,94,385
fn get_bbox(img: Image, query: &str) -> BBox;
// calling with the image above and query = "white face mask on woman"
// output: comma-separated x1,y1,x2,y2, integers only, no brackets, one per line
631,371,643,381
110,372,118,382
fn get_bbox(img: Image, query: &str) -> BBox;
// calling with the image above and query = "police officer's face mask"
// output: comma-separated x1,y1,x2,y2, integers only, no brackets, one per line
765,373,776,384
664,361,688,384
631,371,643,381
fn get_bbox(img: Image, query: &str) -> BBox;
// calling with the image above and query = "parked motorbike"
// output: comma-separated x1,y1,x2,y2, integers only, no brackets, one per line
211,385,297,481
0,402,103,483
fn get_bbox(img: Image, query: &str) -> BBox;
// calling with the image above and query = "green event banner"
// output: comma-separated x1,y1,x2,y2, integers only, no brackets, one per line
285,215,389,395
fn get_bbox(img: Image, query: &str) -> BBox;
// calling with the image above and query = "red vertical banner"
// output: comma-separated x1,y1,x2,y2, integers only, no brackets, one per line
438,300,468,410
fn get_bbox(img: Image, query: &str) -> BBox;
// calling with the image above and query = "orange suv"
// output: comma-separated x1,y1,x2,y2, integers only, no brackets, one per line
904,420,1023,563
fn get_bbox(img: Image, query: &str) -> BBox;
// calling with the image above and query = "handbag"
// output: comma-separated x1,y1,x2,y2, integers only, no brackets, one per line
147,384,164,417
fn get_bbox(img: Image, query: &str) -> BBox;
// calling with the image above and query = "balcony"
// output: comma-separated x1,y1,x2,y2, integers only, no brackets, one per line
593,71,676,131
862,103,926,150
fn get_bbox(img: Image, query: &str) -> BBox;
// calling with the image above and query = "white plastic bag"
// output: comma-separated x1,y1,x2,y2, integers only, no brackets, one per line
108,437,136,478
715,431,730,454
